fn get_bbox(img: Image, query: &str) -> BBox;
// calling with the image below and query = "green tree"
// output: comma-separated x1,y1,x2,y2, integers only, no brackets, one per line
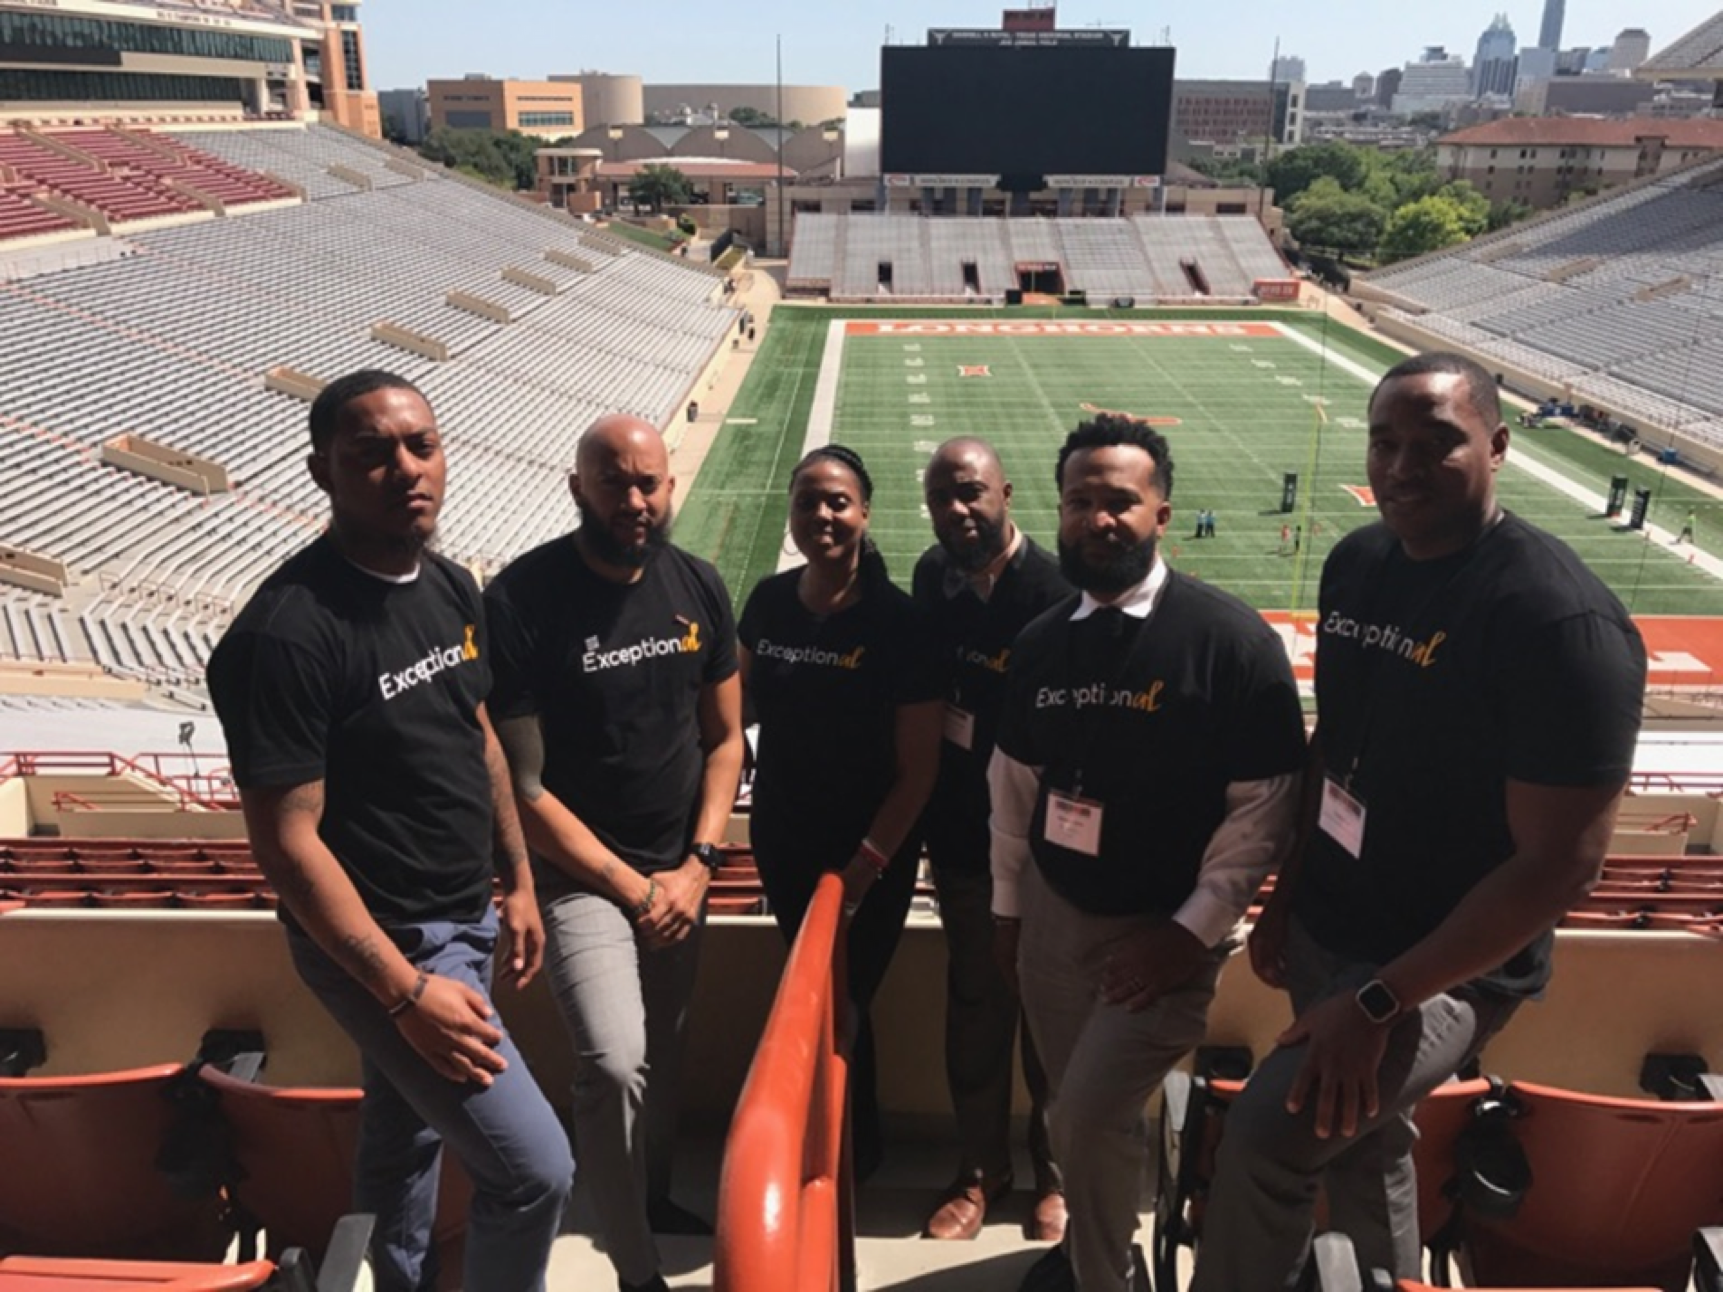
1187,155,1267,186
1378,195,1472,263
1434,180,1490,236
1286,177,1388,258
1264,141,1368,205
728,105,777,127
628,163,693,213
416,127,539,190
1486,198,1532,231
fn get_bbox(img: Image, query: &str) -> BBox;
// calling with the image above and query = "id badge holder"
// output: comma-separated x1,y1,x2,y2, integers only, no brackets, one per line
943,703,976,751
1044,790,1104,857
1318,776,1367,860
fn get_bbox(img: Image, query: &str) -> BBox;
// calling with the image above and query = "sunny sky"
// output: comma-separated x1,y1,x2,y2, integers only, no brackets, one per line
361,0,1720,94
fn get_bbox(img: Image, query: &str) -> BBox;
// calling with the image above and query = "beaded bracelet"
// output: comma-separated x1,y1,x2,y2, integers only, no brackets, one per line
630,878,659,919
858,838,890,873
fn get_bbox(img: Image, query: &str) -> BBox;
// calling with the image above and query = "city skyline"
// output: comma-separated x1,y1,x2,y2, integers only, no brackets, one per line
361,0,1722,94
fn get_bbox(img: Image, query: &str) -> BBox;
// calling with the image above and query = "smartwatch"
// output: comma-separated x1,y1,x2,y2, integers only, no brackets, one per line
1355,978,1402,1025
689,842,725,873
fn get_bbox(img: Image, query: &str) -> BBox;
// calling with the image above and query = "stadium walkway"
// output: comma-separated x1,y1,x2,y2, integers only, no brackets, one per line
669,260,784,497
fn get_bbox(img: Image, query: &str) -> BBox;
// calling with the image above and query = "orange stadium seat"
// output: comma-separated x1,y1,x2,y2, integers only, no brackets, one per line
0,1065,228,1261
0,1255,275,1290
1151,1055,1492,1291
1456,1081,1723,1291
196,1067,469,1270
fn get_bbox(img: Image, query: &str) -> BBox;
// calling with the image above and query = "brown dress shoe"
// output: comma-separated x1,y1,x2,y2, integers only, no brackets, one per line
1027,1188,1067,1244
922,1175,1011,1240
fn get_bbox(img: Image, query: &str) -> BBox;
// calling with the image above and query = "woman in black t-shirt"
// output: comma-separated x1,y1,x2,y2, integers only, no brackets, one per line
738,444,944,1177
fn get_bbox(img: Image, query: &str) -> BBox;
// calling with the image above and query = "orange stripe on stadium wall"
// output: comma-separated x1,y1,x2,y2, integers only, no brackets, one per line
1262,613,1723,692
844,321,1285,337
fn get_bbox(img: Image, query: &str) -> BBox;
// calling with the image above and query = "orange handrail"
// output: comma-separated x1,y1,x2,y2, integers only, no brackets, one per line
713,872,855,1292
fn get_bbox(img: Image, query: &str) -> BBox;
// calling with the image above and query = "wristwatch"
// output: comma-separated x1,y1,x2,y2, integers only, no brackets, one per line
1355,978,1402,1025
689,842,725,873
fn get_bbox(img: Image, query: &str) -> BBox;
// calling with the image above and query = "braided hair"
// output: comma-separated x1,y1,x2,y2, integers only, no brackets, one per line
789,444,891,591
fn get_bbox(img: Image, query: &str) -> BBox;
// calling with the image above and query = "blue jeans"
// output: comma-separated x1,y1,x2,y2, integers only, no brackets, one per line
288,910,574,1292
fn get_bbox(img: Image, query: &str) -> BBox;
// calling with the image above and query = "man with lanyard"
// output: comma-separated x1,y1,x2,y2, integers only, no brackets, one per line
1192,352,1646,1289
486,413,745,1292
912,438,1071,1244
990,415,1306,1292
207,369,573,1292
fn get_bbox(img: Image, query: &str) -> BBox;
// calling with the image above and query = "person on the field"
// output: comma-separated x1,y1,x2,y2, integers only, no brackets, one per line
1192,352,1646,1289
992,414,1306,1292
486,414,745,1292
913,438,1071,1243
207,370,572,1292
739,443,944,1180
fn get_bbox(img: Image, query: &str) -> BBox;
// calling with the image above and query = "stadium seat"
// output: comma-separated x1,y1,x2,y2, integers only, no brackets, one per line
1152,1061,1493,1292
1308,1230,1660,1292
196,1066,470,1269
0,1064,229,1260
0,1212,373,1291
1456,1080,1723,1291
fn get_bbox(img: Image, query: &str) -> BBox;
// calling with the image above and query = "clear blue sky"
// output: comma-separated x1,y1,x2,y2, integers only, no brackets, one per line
362,0,1719,92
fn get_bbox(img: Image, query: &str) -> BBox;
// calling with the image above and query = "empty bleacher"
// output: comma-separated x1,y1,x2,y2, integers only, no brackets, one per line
787,212,1287,303
1360,155,1723,449
0,124,737,689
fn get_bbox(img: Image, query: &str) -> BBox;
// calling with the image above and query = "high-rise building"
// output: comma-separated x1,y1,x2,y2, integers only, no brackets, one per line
1353,71,1376,100
1376,67,1403,107
1394,47,1472,115
1516,46,1558,88
1272,55,1307,84
1473,14,1518,96
1608,28,1653,73
1539,0,1565,52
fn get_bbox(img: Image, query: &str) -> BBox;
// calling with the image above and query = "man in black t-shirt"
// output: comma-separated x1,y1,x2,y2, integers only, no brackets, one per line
990,416,1306,1292
487,414,744,1292
912,438,1071,1244
206,370,572,1292
1193,353,1646,1290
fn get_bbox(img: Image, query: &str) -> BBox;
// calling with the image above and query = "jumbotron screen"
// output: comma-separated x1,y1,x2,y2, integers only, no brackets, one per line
880,45,1175,180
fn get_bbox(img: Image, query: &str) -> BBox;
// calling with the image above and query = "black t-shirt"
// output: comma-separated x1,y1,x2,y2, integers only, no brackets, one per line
739,568,946,870
206,536,495,927
484,539,737,888
1295,515,1646,998
912,535,1072,871
995,572,1306,916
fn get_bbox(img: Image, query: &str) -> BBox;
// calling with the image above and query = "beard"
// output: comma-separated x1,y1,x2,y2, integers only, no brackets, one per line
940,511,1009,574
576,496,673,569
1058,532,1156,596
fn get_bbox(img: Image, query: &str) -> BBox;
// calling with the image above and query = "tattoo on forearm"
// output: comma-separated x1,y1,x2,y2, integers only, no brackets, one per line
485,735,532,876
339,931,390,987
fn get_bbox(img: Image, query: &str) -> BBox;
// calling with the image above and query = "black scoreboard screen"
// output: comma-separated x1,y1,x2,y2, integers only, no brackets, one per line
880,44,1175,180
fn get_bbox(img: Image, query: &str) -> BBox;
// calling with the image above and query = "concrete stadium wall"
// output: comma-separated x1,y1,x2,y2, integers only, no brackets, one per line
4,911,1718,1122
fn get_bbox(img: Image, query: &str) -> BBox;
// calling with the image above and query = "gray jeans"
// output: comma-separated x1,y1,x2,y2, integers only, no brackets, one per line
1017,862,1230,1292
540,886,704,1286
1191,918,1518,1291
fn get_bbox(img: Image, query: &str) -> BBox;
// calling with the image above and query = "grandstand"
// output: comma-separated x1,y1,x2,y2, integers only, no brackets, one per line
1356,153,1723,468
0,123,737,694
786,212,1291,303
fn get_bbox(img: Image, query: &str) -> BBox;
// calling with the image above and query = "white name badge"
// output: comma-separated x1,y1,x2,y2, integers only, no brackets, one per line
1045,790,1104,857
1318,778,1368,860
943,703,976,751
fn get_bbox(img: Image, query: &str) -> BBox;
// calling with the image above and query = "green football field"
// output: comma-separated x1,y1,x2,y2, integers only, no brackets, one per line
676,306,1723,617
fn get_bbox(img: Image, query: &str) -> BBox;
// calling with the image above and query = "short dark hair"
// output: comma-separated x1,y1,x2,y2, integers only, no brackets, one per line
1373,352,1502,429
791,443,874,501
309,369,428,453
1055,413,1174,498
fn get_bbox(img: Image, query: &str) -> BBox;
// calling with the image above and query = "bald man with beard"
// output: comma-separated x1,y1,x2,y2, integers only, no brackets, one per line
913,438,1073,1243
486,415,745,1292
